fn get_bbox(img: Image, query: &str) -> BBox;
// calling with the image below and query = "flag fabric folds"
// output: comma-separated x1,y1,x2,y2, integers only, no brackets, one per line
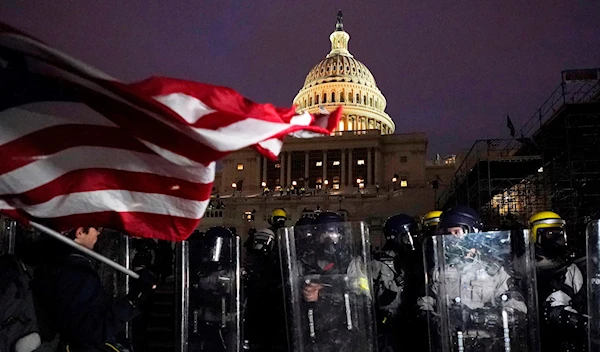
0,22,341,241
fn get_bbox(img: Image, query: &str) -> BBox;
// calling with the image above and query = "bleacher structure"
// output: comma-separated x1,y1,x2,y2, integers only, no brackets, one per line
437,69,600,243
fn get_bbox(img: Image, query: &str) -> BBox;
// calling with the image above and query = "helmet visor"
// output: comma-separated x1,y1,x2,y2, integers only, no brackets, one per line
252,232,275,252
537,227,566,247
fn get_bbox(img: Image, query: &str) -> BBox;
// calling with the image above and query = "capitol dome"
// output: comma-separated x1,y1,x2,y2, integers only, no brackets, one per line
293,11,395,134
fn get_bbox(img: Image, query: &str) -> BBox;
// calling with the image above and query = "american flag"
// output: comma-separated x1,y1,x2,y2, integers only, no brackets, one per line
0,23,341,241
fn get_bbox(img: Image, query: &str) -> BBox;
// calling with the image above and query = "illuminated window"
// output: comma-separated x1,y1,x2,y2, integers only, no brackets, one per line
237,163,244,170
400,176,408,188
357,159,365,165
333,184,340,189
316,161,323,167
333,161,340,166
400,156,408,163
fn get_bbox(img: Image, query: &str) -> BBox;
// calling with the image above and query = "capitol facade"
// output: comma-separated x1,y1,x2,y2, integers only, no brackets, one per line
206,12,455,247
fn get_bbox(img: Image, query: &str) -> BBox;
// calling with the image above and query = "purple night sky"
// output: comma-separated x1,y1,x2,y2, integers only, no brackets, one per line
1,1,599,157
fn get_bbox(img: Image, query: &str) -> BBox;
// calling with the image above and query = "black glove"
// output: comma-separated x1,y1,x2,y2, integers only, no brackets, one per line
379,287,398,307
547,304,587,332
127,268,157,308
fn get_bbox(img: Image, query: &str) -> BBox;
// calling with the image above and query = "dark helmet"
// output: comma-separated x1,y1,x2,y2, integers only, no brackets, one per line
294,216,315,235
313,212,345,251
295,216,314,227
383,213,419,251
251,228,276,254
200,226,235,263
437,206,483,235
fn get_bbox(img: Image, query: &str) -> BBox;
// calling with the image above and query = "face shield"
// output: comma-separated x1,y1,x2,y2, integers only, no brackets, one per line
317,224,345,255
536,227,567,259
252,230,275,254
386,227,417,252
272,216,287,229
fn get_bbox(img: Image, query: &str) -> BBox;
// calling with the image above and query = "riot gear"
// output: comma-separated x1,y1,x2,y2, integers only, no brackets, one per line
530,212,586,351
250,229,275,255
280,219,376,352
269,208,288,231
437,205,483,235
372,213,422,351
587,219,600,351
421,209,538,352
529,211,568,261
313,212,348,258
422,210,443,235
179,226,241,352
244,221,287,350
383,213,419,252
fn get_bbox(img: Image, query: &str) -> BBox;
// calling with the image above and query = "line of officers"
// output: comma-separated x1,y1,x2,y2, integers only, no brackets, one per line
182,207,594,352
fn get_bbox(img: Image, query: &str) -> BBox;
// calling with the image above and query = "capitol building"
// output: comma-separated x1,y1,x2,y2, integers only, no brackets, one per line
205,12,456,247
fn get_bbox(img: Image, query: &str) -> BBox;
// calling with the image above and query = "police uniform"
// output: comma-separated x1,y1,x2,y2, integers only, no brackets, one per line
530,212,587,352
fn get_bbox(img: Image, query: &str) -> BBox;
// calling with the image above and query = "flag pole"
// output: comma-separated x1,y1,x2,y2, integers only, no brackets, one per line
30,221,140,279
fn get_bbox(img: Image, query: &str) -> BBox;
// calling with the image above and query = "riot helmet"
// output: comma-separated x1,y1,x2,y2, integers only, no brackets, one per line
294,216,315,237
383,213,419,251
422,210,443,235
437,205,483,236
295,216,314,227
251,228,276,254
269,208,287,230
200,226,235,264
529,211,567,259
437,206,483,267
313,212,346,254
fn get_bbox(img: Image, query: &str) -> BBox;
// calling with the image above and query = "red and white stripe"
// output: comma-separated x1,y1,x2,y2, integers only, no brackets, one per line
0,22,342,241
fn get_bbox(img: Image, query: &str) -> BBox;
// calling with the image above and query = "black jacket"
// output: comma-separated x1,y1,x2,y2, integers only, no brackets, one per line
33,245,137,349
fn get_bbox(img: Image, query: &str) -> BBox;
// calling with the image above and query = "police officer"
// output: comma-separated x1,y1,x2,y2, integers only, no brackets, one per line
269,208,288,234
296,212,373,352
188,227,241,352
419,206,529,352
371,214,418,351
244,215,287,351
421,210,442,278
422,210,442,236
530,211,587,352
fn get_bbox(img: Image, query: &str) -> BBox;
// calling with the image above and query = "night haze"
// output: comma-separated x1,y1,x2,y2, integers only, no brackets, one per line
1,1,599,157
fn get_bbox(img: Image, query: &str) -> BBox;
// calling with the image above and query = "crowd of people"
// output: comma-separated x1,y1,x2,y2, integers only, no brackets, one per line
1,205,594,351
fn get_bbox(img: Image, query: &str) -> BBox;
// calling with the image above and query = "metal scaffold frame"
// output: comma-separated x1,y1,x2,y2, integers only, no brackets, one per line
438,69,600,235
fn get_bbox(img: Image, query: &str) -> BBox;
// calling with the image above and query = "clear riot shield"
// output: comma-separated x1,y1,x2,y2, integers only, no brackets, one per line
587,220,600,351
279,221,376,352
94,230,131,301
175,233,242,352
0,218,17,255
424,230,540,352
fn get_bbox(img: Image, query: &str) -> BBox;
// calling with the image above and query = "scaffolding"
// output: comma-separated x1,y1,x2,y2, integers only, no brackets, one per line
438,69,600,236
437,139,546,228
